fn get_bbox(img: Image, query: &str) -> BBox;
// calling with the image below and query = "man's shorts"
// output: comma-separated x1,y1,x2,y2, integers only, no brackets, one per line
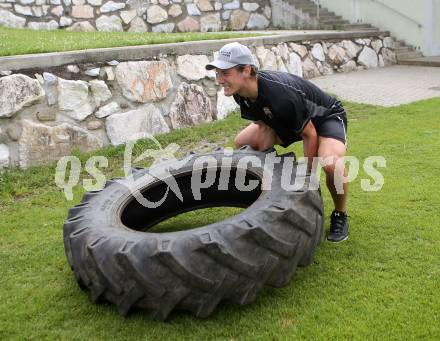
314,112,348,145
278,112,348,148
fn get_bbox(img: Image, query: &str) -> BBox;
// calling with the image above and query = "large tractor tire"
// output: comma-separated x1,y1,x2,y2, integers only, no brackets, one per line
63,146,324,320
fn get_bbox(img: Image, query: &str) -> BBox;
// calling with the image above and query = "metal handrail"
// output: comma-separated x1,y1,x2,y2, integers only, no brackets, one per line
370,0,422,28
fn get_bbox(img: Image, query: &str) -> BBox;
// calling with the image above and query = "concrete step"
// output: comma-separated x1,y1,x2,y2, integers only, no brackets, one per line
339,23,376,30
303,8,333,14
319,21,346,27
342,27,380,32
395,40,416,48
301,7,333,14
394,46,412,53
293,24,321,29
291,2,317,7
308,14,342,22
300,5,322,10
292,23,333,30
290,0,316,4
397,56,440,67
353,27,380,31
291,0,317,6
301,8,330,15
397,51,424,60
318,14,343,20
396,41,419,48
340,23,374,28
318,24,336,30
317,17,345,22
394,42,408,48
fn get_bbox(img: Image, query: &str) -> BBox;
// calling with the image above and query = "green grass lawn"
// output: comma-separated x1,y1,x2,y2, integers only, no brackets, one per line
0,26,259,56
1,98,440,340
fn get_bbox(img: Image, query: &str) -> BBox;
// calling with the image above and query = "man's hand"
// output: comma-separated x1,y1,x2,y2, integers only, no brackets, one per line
300,119,319,171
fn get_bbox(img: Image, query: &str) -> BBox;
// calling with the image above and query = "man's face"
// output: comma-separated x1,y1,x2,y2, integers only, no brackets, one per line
215,67,246,96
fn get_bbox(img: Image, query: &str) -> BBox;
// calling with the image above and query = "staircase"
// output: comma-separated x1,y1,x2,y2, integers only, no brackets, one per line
288,0,378,31
394,40,424,64
286,0,424,63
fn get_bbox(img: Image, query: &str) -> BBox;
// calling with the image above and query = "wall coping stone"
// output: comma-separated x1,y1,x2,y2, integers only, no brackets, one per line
0,30,390,71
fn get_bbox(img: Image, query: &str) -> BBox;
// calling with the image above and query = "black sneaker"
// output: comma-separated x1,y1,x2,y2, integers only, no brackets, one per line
327,210,349,243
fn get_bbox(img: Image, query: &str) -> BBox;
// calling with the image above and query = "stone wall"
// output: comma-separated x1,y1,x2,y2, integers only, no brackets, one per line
0,0,273,32
0,33,396,168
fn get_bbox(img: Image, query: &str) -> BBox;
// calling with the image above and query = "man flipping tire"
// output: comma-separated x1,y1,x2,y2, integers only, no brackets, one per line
206,42,349,243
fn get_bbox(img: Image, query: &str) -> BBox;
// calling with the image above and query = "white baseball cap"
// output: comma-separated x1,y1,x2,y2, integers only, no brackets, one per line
206,42,256,70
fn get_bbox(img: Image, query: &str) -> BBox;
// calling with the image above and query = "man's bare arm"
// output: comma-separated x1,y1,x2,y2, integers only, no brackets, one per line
300,119,319,171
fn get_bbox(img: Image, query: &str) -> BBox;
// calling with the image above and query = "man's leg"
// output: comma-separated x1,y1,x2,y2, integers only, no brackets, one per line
234,121,283,151
318,136,348,212
318,136,349,242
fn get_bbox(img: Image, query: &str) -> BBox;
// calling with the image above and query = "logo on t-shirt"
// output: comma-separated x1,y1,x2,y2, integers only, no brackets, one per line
263,107,273,119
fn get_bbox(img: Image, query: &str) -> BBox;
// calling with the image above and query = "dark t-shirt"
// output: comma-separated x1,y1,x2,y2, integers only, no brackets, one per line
233,70,345,144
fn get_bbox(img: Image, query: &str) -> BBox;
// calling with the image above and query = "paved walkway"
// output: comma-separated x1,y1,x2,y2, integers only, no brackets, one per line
310,65,440,106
